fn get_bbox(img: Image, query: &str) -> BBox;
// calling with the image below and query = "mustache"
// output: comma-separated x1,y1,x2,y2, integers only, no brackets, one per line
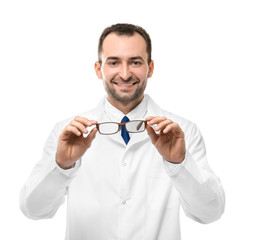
111,76,140,83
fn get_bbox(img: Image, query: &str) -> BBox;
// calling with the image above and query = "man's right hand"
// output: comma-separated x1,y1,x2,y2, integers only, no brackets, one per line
56,117,98,169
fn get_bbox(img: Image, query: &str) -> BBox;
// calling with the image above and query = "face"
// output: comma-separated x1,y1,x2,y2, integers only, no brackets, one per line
95,33,154,105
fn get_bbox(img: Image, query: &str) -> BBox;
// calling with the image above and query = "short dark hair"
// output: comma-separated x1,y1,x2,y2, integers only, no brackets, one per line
98,23,152,64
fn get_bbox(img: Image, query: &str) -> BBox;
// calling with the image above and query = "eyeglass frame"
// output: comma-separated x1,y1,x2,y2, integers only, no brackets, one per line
96,120,147,135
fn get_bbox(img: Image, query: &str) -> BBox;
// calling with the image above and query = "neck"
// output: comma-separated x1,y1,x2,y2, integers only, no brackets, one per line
107,95,144,115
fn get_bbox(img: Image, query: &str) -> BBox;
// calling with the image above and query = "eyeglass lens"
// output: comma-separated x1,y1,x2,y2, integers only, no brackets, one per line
125,121,145,132
98,121,146,135
98,122,119,134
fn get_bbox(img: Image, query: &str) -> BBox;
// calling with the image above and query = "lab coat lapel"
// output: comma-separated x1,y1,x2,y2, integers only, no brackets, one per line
127,95,166,147
145,95,165,117
92,98,125,146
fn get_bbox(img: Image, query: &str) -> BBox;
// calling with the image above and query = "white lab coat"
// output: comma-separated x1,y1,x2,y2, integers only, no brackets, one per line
20,95,225,240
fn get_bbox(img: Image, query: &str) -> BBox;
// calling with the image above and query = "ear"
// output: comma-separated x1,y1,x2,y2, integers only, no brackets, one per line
148,60,154,78
95,61,103,79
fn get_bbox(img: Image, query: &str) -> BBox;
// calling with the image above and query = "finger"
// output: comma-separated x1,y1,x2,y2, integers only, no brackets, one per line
146,116,155,121
147,116,169,125
146,124,159,145
70,120,89,134
154,119,174,132
84,127,98,148
63,125,82,137
163,122,184,136
74,116,97,127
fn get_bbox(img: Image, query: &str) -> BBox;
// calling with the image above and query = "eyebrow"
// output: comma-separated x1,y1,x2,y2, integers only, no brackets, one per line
105,56,145,62
106,57,119,61
130,56,144,61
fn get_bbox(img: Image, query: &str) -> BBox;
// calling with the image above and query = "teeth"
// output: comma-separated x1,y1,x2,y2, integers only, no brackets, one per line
116,83,134,86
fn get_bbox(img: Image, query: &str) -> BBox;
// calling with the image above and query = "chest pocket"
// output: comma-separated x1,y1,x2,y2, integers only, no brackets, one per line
147,168,179,211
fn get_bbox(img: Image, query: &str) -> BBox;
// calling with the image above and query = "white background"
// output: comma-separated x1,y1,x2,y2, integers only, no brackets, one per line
0,0,252,239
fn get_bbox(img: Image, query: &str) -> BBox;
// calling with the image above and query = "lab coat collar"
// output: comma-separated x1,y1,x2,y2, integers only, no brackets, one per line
104,95,148,123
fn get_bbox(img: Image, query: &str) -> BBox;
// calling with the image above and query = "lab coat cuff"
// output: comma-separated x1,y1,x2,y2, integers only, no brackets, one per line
55,159,81,177
163,151,189,177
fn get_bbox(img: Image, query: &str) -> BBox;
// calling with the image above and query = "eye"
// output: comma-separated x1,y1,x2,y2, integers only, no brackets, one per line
107,61,118,66
131,61,142,66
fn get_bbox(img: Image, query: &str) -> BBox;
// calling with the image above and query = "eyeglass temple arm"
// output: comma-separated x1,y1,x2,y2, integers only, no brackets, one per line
136,120,147,130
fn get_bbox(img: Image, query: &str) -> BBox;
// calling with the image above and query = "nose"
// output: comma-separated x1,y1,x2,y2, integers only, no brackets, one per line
119,63,132,81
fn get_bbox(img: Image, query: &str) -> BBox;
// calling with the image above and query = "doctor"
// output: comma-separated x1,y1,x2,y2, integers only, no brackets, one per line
20,23,225,240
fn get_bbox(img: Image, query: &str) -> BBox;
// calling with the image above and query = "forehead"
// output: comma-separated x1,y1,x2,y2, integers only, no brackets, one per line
101,32,148,60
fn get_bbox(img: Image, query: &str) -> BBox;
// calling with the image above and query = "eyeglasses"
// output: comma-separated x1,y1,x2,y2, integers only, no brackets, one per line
96,120,147,135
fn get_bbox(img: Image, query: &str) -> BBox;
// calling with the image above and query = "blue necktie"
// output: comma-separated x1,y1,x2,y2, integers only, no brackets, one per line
121,116,130,145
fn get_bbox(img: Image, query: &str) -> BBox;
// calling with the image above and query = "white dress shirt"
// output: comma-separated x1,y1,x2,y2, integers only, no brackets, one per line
20,95,225,240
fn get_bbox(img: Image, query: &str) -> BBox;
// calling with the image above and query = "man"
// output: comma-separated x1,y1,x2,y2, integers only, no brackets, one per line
20,23,225,240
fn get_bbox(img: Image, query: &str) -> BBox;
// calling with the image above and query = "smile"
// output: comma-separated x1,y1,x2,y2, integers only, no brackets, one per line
113,82,138,87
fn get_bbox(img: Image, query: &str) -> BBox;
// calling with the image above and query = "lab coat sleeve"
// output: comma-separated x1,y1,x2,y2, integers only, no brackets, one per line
20,123,81,220
163,123,225,224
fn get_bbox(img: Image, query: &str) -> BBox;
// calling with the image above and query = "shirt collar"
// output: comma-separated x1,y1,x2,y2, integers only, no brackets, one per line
104,95,148,122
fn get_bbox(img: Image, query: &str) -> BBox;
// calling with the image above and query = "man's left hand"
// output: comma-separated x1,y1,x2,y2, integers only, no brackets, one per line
146,116,185,164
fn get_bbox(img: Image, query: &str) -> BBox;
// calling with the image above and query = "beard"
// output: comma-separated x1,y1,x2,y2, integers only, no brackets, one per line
104,77,147,103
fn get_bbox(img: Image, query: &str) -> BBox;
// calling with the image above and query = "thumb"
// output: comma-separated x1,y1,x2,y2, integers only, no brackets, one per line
84,127,97,148
146,124,158,145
